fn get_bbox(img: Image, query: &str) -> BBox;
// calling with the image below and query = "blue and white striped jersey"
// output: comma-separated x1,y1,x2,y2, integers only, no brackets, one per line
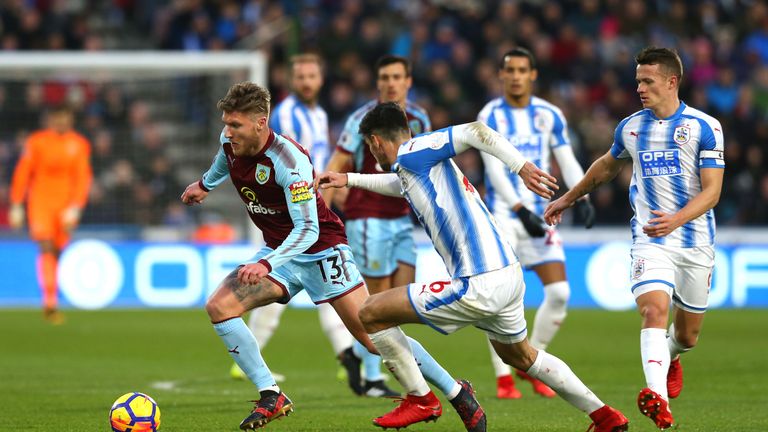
478,96,570,217
395,126,518,278
269,94,331,171
610,102,725,248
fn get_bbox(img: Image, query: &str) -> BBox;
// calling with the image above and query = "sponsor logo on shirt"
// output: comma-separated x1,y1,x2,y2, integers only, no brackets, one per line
639,150,682,178
246,200,280,215
256,164,271,185
289,180,313,203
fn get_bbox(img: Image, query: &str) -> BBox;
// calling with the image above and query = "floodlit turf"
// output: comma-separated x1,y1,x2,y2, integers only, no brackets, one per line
1,308,767,431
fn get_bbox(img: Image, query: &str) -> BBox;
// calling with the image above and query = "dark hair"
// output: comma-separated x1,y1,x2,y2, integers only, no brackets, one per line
635,47,683,85
499,47,536,70
358,102,409,141
217,82,271,115
375,55,412,76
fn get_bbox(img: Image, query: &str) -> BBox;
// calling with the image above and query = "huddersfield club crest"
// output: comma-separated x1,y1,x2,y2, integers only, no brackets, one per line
255,164,271,185
673,126,690,145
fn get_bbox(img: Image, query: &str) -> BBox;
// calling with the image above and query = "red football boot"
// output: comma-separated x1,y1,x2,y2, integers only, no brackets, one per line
496,375,522,399
667,357,683,398
373,391,442,429
637,387,674,430
586,405,629,432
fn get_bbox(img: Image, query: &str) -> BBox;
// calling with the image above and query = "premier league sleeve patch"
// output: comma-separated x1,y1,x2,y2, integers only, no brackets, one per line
289,180,313,203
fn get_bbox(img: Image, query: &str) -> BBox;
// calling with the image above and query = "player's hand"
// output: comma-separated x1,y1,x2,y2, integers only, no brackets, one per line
515,206,547,237
237,262,269,285
9,204,24,229
543,196,574,226
643,210,681,238
518,162,558,199
181,181,208,205
61,206,82,231
574,198,596,229
314,171,348,191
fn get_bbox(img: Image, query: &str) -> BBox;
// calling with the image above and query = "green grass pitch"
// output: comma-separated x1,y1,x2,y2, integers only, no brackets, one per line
1,308,767,431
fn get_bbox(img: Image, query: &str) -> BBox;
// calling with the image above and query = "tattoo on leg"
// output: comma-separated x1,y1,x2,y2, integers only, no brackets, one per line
223,270,276,305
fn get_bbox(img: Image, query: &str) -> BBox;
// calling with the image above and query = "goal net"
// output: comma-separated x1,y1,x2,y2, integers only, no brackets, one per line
0,51,267,239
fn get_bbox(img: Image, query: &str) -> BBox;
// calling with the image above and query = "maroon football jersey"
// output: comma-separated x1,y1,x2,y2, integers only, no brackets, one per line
337,100,431,220
224,131,347,255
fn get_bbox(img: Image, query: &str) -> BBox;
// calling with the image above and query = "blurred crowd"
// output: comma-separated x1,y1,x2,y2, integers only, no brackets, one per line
2,0,768,228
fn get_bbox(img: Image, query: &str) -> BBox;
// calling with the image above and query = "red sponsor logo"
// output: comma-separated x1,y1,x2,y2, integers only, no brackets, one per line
289,180,313,203
463,176,475,193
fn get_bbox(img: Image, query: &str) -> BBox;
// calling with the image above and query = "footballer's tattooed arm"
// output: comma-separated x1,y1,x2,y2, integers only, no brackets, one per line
223,268,285,309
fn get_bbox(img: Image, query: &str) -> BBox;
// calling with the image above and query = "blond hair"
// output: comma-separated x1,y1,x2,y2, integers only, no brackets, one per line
217,82,271,115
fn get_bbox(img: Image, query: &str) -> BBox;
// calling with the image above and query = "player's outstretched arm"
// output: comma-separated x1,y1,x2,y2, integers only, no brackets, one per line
315,171,348,190
319,150,354,207
518,162,558,200
643,167,723,238
544,151,625,225
317,171,402,197
181,181,208,205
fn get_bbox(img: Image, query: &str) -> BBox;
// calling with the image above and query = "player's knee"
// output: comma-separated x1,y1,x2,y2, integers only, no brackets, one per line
639,302,667,326
544,281,570,309
675,330,700,349
358,299,383,332
205,296,234,322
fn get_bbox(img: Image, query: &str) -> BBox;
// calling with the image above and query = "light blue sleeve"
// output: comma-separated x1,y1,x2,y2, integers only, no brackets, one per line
337,111,363,154
200,130,231,191
259,146,320,270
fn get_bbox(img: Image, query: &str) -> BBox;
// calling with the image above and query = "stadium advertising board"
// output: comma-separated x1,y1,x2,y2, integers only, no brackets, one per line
0,239,766,309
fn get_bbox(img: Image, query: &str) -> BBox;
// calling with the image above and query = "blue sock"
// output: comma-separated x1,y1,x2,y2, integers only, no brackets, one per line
407,337,457,397
353,340,383,381
213,318,276,390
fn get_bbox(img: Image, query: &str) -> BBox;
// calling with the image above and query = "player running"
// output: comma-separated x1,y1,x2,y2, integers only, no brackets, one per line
228,53,379,396
477,47,595,399
182,82,486,431
317,102,629,432
321,55,430,394
9,105,92,324
545,47,724,430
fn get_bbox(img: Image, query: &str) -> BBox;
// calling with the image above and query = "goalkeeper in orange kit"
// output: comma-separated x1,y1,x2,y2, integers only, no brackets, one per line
9,105,92,323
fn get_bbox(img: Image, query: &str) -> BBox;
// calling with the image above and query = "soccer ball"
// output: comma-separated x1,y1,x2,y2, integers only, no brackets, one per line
109,392,161,432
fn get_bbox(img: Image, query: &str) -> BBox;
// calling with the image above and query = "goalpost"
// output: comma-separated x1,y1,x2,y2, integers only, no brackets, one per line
0,51,267,241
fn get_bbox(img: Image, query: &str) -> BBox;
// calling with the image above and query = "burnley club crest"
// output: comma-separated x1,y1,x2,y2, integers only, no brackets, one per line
255,164,271,185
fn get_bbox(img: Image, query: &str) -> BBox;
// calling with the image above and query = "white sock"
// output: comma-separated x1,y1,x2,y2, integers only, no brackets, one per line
317,302,354,355
487,339,511,377
667,323,691,359
527,350,604,413
641,328,670,400
246,302,287,348
369,327,431,396
530,281,569,350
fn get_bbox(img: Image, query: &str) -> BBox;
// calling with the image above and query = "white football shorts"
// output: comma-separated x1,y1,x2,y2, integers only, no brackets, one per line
407,263,528,344
629,242,715,313
496,215,565,268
